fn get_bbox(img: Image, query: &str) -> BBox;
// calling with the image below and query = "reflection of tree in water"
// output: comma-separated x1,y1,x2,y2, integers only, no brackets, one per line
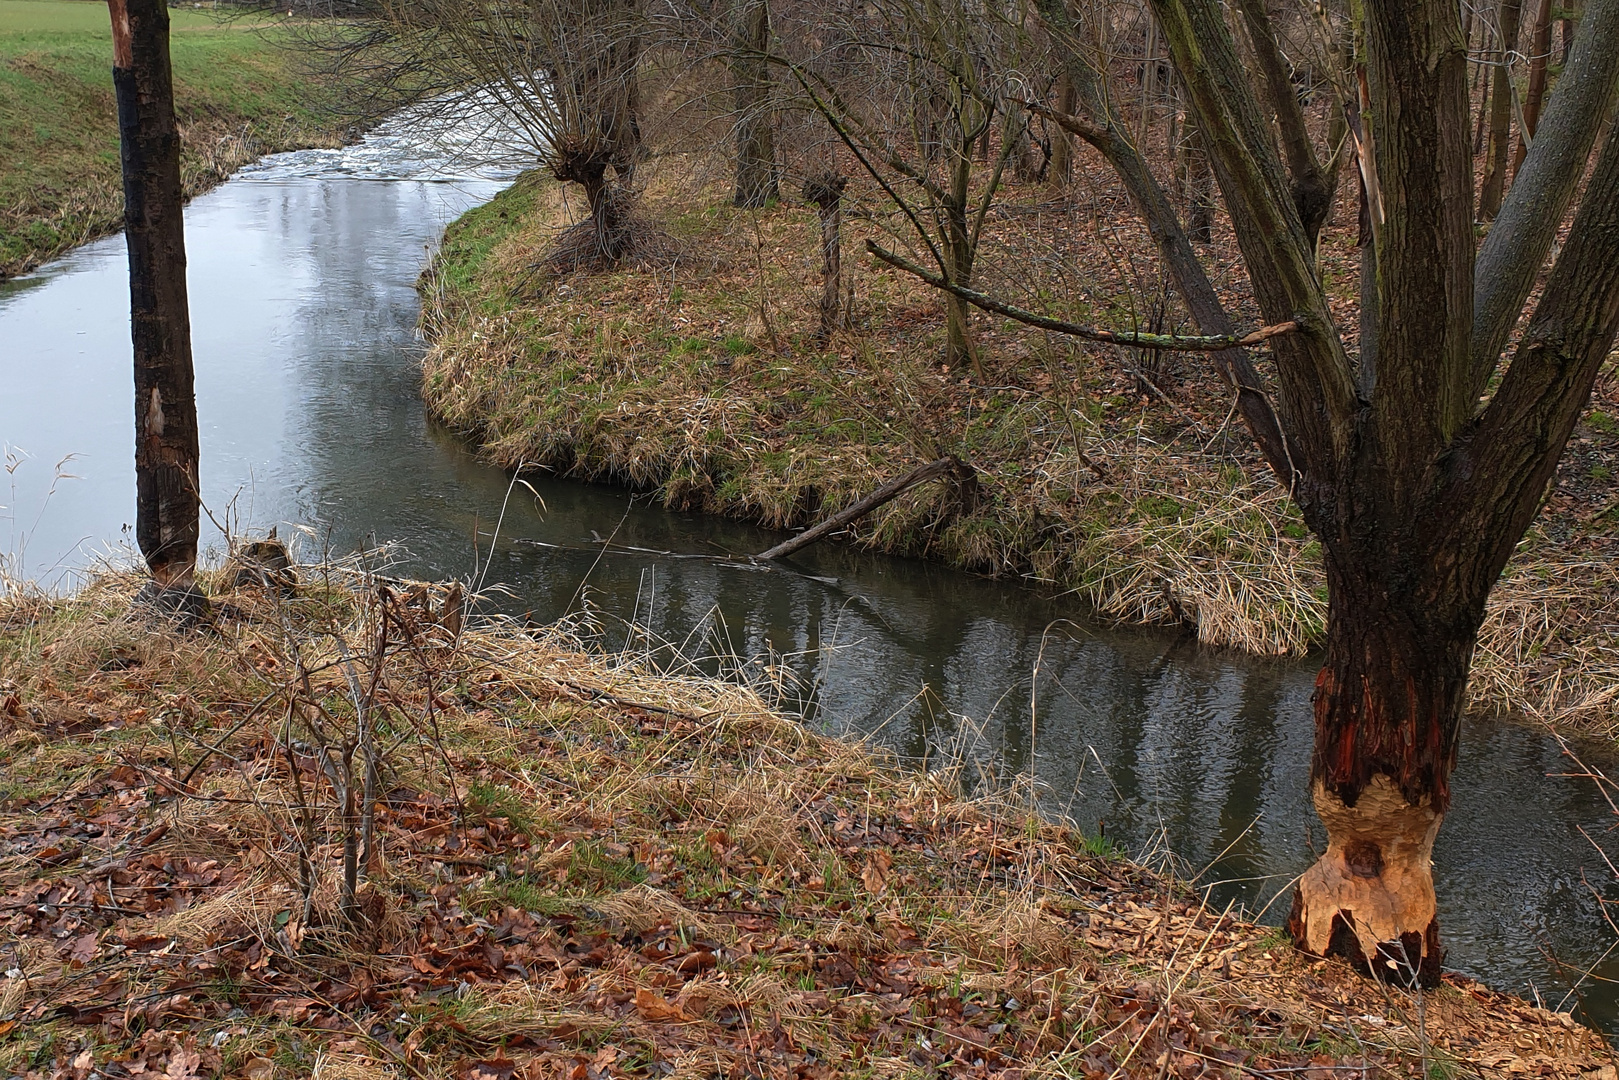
229,173,1619,1028
271,180,507,557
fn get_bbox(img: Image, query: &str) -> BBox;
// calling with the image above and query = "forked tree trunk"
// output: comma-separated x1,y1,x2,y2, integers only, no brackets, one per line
732,0,777,207
109,0,202,597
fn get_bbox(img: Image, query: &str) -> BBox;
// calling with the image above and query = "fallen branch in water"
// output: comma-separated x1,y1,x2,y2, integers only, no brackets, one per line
755,457,973,561
866,242,1301,351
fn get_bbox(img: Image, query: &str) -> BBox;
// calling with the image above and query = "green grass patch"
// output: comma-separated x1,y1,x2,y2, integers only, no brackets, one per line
0,1,342,276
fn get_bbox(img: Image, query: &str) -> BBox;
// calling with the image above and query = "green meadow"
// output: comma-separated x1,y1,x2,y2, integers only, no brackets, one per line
0,0,337,276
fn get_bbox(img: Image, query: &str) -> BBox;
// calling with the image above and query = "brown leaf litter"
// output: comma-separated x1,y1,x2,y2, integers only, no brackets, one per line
0,572,1614,1078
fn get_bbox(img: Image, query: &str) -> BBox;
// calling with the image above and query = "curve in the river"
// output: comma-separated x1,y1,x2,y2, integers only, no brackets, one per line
2,117,1618,1034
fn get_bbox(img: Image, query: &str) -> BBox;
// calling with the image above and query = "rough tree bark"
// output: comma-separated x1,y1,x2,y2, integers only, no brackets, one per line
732,0,778,207
108,0,203,606
1147,0,1619,986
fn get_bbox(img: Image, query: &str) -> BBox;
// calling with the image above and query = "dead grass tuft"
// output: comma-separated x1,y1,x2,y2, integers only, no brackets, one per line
0,571,1609,1077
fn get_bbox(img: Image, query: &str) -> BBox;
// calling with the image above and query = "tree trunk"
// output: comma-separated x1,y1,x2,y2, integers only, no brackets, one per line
804,172,846,344
1049,71,1076,186
110,0,201,597
1479,0,1523,220
732,0,777,208
1234,0,1332,247
1512,0,1554,175
943,147,980,377
1286,562,1477,988
1181,117,1215,243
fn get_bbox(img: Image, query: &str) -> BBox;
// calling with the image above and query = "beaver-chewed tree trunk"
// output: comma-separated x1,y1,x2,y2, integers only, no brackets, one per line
1285,557,1482,987
1144,0,1619,991
109,0,202,601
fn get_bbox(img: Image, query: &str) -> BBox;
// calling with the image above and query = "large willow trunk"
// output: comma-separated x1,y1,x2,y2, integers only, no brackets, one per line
110,0,201,594
1286,559,1479,987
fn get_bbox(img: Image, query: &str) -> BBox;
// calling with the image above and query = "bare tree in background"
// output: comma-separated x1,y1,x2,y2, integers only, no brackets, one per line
768,0,1040,375
303,0,649,269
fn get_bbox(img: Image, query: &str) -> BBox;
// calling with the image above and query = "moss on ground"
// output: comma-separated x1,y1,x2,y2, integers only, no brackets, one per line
0,0,342,278
418,161,1619,733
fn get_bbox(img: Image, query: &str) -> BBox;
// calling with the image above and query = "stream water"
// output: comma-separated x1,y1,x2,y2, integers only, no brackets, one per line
4,118,1619,1033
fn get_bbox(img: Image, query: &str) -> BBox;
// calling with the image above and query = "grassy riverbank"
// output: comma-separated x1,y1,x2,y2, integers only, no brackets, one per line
0,0,341,278
418,164,1619,734
1,572,1612,1078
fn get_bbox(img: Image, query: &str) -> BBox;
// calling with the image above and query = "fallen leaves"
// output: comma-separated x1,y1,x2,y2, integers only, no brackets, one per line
0,578,1612,1079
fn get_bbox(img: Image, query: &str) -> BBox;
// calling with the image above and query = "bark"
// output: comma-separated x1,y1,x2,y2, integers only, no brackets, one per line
732,0,778,207
943,140,980,376
1049,70,1076,186
1478,0,1523,220
109,0,201,593
1512,0,1554,175
803,172,846,343
1471,0,1619,394
1363,0,1476,480
1234,0,1333,248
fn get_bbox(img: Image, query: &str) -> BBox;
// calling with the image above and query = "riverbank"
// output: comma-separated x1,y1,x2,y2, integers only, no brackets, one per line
0,1,343,279
1,572,1611,1077
418,164,1619,734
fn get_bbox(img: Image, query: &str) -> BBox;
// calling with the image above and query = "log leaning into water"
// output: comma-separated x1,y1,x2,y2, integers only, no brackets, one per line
755,457,973,562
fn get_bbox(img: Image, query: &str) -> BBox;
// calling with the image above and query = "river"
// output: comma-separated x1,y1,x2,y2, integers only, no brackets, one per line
3,115,1618,1032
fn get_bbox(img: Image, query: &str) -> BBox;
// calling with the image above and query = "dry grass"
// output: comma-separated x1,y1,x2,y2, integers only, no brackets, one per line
1,572,1610,1078
418,155,1619,732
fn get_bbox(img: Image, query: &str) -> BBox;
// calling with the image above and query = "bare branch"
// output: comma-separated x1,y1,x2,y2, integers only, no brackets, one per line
866,241,1302,352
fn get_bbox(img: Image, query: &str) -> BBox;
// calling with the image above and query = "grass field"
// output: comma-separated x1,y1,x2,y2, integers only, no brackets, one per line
0,0,340,277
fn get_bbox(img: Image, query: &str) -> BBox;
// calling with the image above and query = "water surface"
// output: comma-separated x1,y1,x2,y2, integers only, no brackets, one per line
3,120,1618,1032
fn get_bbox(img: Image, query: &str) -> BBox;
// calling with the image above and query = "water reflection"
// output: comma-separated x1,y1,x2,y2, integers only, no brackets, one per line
1,129,1618,1035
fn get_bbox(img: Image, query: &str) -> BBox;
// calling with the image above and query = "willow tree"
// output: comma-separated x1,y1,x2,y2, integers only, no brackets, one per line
1147,0,1619,982
877,0,1619,984
306,0,645,267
